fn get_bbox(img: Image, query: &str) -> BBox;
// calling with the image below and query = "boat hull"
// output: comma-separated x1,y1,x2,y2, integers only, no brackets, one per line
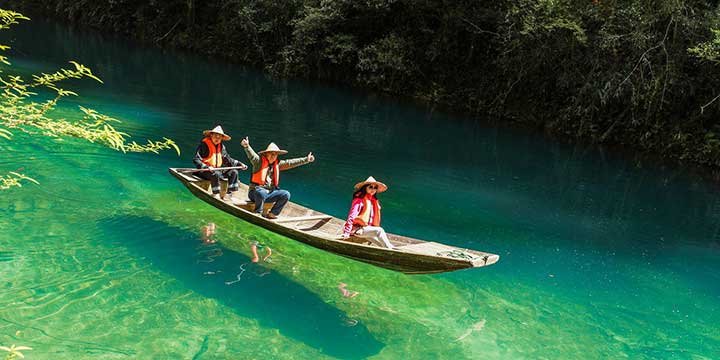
169,168,499,274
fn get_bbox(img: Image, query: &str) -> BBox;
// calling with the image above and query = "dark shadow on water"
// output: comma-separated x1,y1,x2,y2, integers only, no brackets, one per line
98,215,382,359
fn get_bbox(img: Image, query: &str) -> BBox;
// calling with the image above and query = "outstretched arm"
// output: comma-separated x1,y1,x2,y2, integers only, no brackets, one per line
279,152,315,170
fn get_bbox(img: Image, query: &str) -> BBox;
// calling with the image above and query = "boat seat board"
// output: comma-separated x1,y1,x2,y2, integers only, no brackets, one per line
397,241,461,255
186,177,278,210
273,215,333,223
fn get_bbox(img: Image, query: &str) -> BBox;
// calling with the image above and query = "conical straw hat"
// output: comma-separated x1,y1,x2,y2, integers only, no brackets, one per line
202,125,231,141
354,176,387,193
258,142,288,155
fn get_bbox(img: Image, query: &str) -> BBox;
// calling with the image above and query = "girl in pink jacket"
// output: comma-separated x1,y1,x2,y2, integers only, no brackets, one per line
341,176,395,249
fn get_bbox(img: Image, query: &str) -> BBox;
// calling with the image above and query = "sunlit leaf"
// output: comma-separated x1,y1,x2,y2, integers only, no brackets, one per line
0,8,179,192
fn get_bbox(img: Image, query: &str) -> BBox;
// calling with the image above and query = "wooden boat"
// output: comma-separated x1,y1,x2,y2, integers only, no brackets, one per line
169,168,499,274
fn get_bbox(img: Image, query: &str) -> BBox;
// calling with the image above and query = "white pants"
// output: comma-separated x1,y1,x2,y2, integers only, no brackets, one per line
355,226,394,248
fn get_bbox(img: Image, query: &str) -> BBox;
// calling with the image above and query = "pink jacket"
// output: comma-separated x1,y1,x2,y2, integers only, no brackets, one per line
342,197,378,238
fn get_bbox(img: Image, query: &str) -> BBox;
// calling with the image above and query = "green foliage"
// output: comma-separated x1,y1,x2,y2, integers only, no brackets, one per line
357,33,415,92
321,34,357,67
0,8,180,190
0,171,38,190
510,0,587,43
0,10,28,65
689,28,720,63
6,0,720,169
0,344,32,360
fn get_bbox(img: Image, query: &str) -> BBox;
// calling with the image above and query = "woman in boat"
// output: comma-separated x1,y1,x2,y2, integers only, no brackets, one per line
341,176,395,249
192,125,247,203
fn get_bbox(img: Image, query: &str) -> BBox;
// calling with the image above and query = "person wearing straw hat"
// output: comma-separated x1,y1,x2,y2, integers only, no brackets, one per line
192,125,248,202
341,176,395,249
240,137,315,219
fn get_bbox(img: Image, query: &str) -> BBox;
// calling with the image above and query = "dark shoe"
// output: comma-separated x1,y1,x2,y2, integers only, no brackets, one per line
264,213,278,220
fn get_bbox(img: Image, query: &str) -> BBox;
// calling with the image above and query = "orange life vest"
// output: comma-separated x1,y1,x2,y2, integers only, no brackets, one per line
251,156,280,187
353,196,381,227
201,137,223,167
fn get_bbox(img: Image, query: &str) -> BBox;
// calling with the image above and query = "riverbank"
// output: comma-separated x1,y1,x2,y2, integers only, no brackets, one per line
4,1,719,172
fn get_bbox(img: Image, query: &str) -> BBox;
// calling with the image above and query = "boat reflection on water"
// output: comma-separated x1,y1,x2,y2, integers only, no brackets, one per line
98,215,383,359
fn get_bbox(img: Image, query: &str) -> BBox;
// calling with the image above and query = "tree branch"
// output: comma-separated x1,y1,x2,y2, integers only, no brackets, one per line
701,93,720,114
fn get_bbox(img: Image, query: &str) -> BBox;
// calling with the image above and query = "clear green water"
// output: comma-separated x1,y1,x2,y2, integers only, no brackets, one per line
1,19,719,359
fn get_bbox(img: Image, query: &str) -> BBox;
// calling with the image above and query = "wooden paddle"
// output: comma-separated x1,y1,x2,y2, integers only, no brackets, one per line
175,165,248,173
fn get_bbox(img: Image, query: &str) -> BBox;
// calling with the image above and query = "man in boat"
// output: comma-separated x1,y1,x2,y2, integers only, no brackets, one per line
192,125,248,203
240,137,315,219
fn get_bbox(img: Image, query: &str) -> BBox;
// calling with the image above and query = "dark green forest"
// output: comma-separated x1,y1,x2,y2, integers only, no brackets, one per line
4,0,720,169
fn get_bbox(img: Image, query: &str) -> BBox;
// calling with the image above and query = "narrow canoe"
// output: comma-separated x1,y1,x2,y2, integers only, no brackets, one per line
169,168,499,274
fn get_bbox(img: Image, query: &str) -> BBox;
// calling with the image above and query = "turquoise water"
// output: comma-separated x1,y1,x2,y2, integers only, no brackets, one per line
1,18,719,359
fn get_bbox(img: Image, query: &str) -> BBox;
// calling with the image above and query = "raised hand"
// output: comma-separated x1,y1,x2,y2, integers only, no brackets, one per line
241,136,249,148
307,152,315,162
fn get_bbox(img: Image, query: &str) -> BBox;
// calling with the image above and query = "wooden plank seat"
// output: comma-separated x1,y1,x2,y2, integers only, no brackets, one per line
304,230,370,245
272,215,333,223
346,236,372,245
190,176,229,195
230,199,274,213
190,177,276,212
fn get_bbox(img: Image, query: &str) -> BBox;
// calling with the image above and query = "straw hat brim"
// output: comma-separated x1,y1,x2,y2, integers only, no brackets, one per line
258,149,288,155
203,130,231,141
354,179,388,193
258,142,288,155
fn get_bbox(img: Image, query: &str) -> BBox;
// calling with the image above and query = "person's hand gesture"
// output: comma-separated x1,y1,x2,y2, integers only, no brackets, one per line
241,136,249,148
307,152,315,162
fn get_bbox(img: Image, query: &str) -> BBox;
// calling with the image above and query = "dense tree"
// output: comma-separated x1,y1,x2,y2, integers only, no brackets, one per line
5,0,719,169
